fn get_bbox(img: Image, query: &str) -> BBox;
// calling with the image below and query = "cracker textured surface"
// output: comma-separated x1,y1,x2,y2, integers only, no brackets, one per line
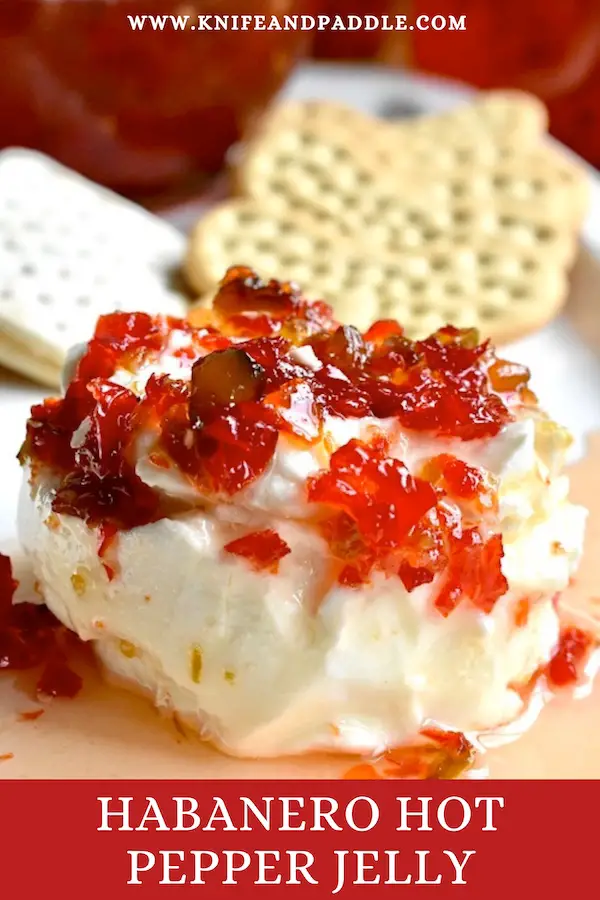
187,199,567,341
0,149,187,387
186,91,589,343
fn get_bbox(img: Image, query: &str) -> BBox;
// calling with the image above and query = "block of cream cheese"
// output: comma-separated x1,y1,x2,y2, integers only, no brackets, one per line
17,267,588,759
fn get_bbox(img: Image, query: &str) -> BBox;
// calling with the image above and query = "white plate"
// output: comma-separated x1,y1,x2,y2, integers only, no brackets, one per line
1,64,600,780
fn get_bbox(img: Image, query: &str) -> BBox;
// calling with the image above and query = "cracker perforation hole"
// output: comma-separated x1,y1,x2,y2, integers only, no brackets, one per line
452,209,472,225
341,273,359,290
480,305,502,319
299,132,316,148
375,196,394,213
431,254,449,272
346,259,363,275
481,278,500,290
442,310,459,322
383,265,404,281
255,240,274,253
411,301,432,316
316,177,335,195
452,233,471,246
268,180,287,195
237,210,257,225
276,154,294,170
331,146,349,163
355,170,373,186
536,225,554,242
510,285,529,300
301,160,321,178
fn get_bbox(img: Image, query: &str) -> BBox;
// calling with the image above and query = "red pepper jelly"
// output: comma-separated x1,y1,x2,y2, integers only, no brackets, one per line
20,265,537,615
0,553,82,698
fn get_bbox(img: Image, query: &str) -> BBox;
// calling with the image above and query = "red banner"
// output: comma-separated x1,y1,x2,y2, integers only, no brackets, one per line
0,780,592,896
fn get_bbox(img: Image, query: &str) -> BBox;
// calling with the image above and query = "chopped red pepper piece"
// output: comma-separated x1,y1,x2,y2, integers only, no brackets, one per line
224,529,291,574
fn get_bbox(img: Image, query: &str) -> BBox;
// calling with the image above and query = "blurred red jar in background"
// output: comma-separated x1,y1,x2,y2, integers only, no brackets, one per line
0,0,312,196
409,1,600,170
312,0,398,60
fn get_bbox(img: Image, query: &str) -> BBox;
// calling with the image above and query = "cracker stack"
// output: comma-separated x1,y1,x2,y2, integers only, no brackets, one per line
0,149,188,388
185,91,590,342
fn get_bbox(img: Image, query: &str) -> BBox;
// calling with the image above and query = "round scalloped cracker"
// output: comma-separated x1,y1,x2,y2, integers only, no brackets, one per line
185,201,568,344
236,93,571,227
240,147,579,267
193,90,585,348
239,91,549,196
236,112,505,216
235,105,585,268
185,200,478,299
235,122,458,247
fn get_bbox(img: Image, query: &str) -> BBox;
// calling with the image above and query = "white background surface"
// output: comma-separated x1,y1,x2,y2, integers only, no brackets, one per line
1,64,600,559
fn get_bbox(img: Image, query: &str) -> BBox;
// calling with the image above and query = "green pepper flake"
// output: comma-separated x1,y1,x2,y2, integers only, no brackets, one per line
190,645,203,684
224,670,235,684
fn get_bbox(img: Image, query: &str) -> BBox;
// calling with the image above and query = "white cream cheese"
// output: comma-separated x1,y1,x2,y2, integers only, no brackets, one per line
17,334,587,758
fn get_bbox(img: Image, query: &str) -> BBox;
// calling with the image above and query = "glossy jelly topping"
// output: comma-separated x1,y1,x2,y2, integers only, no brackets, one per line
224,529,291,574
344,726,477,780
0,553,82,698
547,625,597,688
21,266,537,614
